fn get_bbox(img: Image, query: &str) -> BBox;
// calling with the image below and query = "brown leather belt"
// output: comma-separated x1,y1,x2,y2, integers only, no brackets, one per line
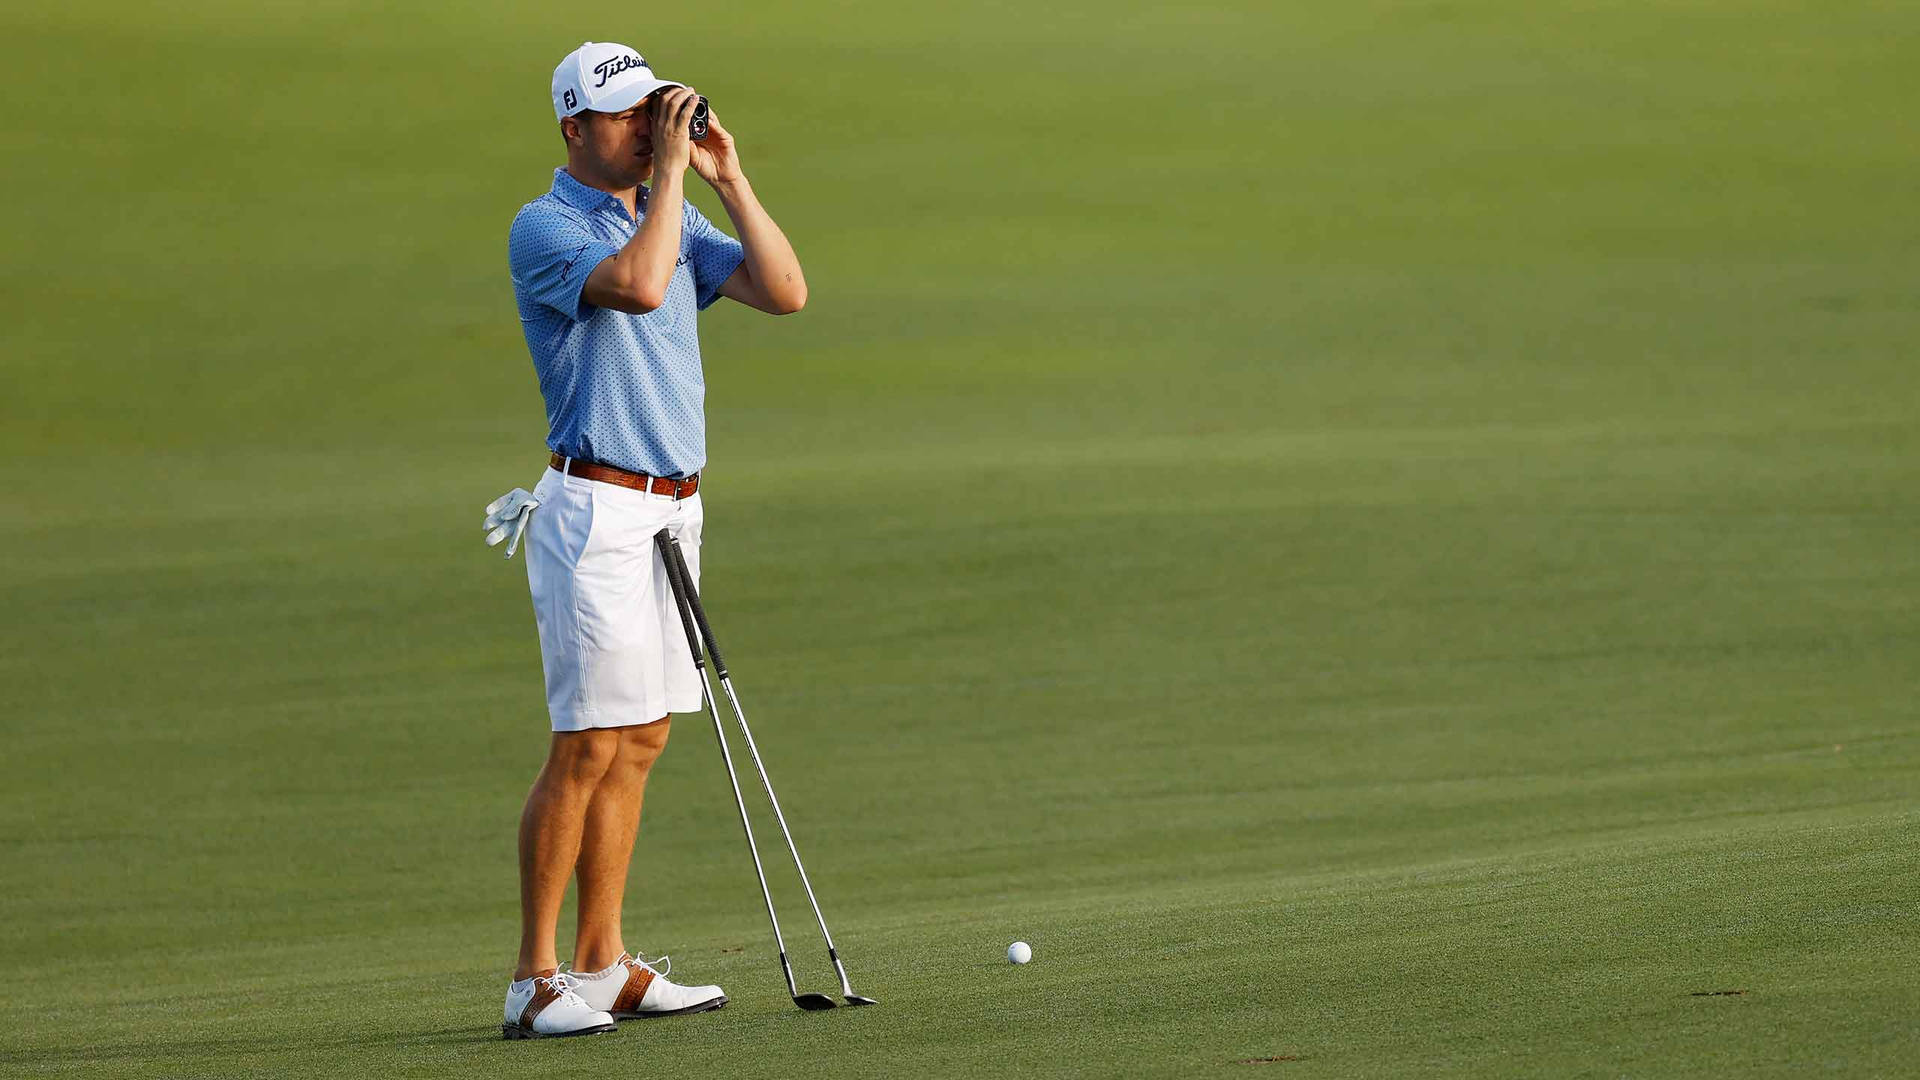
550,452,700,499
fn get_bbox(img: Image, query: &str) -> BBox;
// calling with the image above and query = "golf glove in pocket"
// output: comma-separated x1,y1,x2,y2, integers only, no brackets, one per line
483,488,540,558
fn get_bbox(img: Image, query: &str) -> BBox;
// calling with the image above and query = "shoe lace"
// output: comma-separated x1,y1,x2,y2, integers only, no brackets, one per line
539,971,587,1006
628,952,672,978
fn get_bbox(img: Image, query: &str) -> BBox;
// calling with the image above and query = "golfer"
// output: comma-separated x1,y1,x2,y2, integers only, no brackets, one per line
497,40,806,1039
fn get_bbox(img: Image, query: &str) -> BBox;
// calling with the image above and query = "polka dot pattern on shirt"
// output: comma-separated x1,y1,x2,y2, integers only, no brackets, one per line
508,168,746,478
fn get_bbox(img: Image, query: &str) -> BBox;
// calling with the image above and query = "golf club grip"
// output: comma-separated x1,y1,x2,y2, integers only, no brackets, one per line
655,530,705,670
666,540,728,678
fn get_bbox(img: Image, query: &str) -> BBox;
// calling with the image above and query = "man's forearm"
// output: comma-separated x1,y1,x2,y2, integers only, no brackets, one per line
712,176,808,312
608,172,687,309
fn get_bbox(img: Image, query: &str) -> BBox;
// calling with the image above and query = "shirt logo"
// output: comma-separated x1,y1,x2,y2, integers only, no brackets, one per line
592,54,647,88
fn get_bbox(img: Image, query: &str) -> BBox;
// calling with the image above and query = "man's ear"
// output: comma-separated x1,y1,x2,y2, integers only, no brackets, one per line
560,116,580,146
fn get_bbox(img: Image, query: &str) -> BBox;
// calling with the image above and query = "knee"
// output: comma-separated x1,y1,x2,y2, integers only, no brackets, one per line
617,716,672,771
545,730,621,789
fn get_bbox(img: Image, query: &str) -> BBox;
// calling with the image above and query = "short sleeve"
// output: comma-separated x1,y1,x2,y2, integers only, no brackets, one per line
683,201,746,311
509,205,620,321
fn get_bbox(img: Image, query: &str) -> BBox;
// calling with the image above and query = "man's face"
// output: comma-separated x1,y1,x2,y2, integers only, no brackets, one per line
570,98,656,186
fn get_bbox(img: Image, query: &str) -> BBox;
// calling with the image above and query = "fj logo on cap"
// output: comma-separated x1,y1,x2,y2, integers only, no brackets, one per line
563,89,577,110
592,53,647,87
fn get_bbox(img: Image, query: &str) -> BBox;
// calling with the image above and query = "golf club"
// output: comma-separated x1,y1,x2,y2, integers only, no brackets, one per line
655,529,870,1009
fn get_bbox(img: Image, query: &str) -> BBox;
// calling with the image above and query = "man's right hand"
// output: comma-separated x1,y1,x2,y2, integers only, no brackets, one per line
582,85,698,314
649,86,699,178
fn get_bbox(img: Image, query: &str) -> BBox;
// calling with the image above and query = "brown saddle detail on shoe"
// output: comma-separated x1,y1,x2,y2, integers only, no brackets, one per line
518,971,565,1029
611,960,658,1013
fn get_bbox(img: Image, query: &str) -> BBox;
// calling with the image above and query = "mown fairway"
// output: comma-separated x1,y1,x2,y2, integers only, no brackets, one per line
3,1,1916,1076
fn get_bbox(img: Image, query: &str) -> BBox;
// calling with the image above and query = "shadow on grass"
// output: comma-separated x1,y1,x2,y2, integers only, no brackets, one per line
5,1004,887,1069
0,1024,505,1068
399,1023,509,1045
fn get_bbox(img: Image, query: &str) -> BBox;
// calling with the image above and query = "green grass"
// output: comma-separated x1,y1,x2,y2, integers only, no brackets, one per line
3,0,1917,1076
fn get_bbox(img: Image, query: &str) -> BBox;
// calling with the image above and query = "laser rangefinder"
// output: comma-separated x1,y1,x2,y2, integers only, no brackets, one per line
690,96,710,141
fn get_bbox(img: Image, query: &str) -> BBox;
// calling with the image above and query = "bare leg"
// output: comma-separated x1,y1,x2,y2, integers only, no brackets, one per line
514,729,621,980
573,717,674,972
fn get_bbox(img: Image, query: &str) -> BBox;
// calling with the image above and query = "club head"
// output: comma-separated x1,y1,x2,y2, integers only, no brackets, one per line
793,993,838,1011
843,994,878,1006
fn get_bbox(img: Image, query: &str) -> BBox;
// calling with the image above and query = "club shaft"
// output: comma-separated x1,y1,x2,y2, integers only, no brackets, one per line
713,674,853,992
655,530,798,999
663,538,859,995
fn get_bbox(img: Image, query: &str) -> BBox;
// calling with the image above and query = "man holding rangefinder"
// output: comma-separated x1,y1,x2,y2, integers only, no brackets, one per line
497,40,806,1039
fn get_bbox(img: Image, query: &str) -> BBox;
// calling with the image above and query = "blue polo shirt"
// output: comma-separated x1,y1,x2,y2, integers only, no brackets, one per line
508,167,745,478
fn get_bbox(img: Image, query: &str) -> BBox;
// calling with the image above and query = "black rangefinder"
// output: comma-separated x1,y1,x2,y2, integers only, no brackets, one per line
690,96,710,141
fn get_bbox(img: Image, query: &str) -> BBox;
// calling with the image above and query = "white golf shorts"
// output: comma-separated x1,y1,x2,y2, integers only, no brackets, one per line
523,466,704,732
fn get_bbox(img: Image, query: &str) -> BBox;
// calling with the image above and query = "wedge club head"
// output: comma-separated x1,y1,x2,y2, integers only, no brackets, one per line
794,993,838,1011
844,994,878,1006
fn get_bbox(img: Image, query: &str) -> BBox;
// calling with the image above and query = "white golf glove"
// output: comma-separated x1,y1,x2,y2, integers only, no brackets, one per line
483,488,541,558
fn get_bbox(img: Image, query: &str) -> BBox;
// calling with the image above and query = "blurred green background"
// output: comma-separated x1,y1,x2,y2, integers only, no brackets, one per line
3,1,1916,1077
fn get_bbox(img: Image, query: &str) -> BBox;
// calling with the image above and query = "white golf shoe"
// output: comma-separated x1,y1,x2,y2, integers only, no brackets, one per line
567,953,728,1019
502,968,616,1040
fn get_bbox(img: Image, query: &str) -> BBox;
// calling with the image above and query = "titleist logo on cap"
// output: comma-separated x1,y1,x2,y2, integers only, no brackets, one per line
592,53,647,87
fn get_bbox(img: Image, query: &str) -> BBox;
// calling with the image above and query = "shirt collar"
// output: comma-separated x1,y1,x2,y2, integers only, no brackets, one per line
551,167,649,217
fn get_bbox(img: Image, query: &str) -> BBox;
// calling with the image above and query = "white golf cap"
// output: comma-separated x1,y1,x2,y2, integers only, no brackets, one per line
551,41,683,122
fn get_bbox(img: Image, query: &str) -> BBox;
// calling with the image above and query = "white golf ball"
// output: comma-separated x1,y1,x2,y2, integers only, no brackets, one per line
1008,941,1032,965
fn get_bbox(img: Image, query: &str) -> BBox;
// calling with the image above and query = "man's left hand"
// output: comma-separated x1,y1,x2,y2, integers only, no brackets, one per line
689,111,744,187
